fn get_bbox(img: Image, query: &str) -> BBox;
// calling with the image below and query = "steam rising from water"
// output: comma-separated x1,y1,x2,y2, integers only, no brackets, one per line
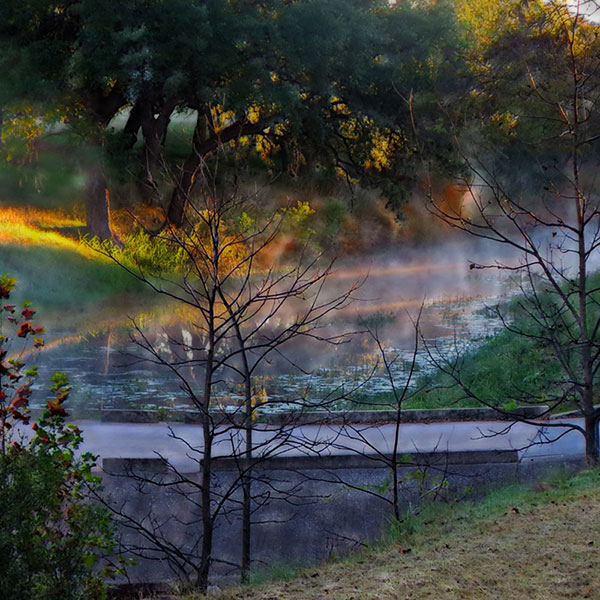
25,235,518,415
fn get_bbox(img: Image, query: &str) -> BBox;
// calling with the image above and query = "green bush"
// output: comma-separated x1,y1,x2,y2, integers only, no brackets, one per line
0,274,121,600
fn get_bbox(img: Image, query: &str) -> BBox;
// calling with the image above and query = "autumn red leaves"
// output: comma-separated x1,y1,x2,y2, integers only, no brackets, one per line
0,273,69,446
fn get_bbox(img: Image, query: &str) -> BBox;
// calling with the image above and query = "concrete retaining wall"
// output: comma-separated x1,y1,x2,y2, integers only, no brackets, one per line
101,446,583,590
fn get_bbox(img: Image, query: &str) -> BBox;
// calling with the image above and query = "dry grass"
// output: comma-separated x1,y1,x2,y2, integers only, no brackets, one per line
195,474,600,600
0,205,84,228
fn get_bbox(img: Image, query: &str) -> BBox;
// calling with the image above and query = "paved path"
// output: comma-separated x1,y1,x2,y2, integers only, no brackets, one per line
75,418,585,471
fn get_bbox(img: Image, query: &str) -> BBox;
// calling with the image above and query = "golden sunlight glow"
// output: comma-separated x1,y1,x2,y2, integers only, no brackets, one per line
0,206,97,258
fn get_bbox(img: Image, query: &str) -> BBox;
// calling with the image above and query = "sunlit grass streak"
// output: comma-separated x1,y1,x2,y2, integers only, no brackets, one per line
17,332,85,361
0,205,96,257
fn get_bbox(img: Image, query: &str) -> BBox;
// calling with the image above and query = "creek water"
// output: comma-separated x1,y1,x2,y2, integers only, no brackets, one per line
27,255,512,416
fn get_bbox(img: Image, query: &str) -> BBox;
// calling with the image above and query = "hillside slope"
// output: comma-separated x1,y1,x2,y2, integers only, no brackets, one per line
200,470,600,600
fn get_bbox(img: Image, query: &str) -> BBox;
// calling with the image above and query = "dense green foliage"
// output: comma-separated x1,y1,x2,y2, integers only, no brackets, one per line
0,439,116,600
456,0,600,199
0,0,462,231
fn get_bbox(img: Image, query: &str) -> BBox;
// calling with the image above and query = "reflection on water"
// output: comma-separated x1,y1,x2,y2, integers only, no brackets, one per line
29,258,512,416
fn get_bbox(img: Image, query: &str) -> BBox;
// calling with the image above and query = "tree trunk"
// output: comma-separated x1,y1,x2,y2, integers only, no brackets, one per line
122,102,142,150
164,116,266,229
241,361,253,583
140,99,176,205
584,413,599,466
221,293,255,583
197,307,216,592
391,403,402,523
167,144,204,228
85,167,119,243
198,426,213,592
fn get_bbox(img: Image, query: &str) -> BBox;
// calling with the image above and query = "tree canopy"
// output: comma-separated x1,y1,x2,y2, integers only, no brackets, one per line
432,0,600,465
0,0,461,234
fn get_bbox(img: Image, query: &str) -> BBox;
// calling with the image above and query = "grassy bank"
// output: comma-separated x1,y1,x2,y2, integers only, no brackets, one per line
182,468,600,600
0,205,159,327
407,327,564,412
1,244,154,328
348,308,567,413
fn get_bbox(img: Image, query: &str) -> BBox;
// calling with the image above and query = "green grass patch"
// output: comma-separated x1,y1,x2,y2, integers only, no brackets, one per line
348,317,569,413
409,327,567,411
247,561,309,587
1,244,151,324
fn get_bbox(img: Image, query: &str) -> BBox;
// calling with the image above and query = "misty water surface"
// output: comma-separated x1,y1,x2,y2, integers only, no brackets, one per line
28,250,513,415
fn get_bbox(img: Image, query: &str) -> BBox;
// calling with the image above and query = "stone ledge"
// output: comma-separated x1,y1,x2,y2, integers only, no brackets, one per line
210,449,520,471
101,449,519,474
549,407,597,419
98,405,549,425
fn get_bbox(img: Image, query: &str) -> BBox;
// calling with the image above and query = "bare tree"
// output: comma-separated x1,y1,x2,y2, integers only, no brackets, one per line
95,166,361,591
338,312,425,524
430,0,600,465
293,310,457,526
